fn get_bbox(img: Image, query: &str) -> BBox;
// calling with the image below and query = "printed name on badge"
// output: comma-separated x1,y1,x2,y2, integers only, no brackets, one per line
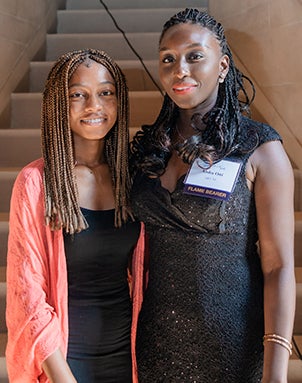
183,158,242,201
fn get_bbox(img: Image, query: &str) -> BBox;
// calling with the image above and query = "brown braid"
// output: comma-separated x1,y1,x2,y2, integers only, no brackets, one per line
41,48,130,234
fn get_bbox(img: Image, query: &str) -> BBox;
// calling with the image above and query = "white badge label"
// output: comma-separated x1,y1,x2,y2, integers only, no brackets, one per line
183,158,242,200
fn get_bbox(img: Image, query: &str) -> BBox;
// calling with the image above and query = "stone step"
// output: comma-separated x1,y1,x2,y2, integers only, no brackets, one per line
0,127,141,168
0,334,7,363
0,130,41,168
295,282,302,335
0,223,8,268
0,279,6,334
0,267,5,333
0,171,19,214
45,32,160,61
10,91,163,129
0,268,5,282
57,8,206,34
0,356,8,383
294,169,302,211
66,0,206,10
288,359,302,382
29,60,160,93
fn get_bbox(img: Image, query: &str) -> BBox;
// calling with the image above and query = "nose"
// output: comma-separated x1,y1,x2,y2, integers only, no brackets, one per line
175,58,190,79
85,94,102,111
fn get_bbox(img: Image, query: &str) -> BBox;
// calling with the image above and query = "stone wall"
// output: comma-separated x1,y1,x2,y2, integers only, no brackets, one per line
209,0,302,170
0,0,64,127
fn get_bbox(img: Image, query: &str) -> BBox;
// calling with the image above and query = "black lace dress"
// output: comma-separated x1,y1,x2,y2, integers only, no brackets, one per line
64,208,140,383
131,119,281,382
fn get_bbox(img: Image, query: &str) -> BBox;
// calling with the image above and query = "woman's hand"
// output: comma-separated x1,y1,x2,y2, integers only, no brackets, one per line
42,348,77,383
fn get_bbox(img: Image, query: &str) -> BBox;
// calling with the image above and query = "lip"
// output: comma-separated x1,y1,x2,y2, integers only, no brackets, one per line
172,82,197,95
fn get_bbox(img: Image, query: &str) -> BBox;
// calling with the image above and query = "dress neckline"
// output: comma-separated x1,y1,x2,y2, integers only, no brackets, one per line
80,207,115,213
158,173,187,195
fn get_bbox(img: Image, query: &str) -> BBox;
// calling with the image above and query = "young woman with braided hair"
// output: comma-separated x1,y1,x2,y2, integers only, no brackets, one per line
130,8,295,382
6,49,147,383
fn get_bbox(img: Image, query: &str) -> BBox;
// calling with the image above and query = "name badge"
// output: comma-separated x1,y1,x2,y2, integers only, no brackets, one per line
183,158,242,201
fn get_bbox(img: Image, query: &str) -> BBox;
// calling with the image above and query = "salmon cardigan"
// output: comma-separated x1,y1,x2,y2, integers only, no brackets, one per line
6,158,147,382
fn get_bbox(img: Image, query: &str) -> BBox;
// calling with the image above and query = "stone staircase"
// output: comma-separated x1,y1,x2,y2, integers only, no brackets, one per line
0,0,301,381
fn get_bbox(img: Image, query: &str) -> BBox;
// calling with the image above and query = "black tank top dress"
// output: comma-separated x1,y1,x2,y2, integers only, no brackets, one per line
64,208,140,383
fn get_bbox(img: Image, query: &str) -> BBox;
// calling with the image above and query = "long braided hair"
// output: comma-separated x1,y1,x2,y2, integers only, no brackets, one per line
131,8,257,177
41,48,130,234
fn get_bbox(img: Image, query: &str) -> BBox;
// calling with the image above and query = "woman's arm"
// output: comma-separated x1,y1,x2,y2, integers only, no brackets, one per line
252,140,296,382
42,349,77,383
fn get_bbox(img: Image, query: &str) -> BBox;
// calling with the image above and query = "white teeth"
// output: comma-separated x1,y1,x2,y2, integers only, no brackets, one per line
82,118,103,124
175,87,189,91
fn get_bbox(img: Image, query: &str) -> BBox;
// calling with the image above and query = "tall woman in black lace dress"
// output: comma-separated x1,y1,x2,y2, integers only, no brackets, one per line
131,9,295,382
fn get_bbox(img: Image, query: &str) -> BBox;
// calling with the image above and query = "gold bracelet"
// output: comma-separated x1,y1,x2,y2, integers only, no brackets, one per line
263,334,292,356
263,334,292,348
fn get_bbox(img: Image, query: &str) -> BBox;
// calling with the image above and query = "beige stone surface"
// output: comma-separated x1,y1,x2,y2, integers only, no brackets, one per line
0,0,59,125
209,0,302,170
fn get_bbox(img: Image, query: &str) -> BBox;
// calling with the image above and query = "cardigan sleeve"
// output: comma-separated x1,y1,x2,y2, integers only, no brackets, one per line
5,162,63,382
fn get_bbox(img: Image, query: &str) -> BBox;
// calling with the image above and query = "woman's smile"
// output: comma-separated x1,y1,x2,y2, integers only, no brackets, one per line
172,81,198,95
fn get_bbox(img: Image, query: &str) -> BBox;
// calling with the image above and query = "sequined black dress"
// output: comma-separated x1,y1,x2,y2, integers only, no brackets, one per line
131,119,281,382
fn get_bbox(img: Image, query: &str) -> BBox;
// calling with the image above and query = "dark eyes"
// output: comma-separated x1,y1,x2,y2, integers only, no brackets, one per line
161,52,204,64
188,52,204,61
100,90,115,96
69,92,84,99
69,89,115,99
161,56,174,64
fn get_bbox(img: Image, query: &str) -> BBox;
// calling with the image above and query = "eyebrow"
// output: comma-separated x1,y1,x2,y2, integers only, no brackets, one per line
68,80,115,89
159,42,210,52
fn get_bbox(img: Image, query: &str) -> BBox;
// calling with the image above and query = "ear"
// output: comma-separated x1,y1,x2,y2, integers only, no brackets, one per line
218,54,230,83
